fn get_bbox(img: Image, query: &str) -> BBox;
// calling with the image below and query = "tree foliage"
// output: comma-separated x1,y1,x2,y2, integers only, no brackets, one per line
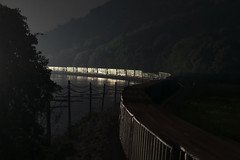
0,4,58,159
40,0,240,74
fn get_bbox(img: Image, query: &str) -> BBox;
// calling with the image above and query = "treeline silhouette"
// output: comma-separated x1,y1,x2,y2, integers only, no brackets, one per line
0,4,59,159
39,0,240,74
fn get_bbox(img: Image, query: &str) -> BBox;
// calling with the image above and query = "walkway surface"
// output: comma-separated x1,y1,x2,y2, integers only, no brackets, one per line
122,80,240,160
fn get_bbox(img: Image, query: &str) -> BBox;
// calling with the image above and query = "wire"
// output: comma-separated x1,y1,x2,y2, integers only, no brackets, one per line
55,91,68,96
70,88,89,94
70,83,89,89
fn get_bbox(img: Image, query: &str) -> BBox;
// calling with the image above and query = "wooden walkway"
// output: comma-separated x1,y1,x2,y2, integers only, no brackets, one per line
122,80,240,160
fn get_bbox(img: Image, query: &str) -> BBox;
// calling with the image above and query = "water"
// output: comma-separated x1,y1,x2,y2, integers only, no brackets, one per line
50,73,136,136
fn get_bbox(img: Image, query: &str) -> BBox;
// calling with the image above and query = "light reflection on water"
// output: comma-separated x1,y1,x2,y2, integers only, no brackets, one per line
51,73,130,87
50,73,136,136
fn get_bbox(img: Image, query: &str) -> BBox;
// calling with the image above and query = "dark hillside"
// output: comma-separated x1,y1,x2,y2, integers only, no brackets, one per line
39,0,240,74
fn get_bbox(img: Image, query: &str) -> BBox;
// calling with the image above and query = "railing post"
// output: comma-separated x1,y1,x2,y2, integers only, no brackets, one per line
68,80,72,137
101,84,106,112
89,82,92,118
128,116,134,160
114,82,117,106
46,101,51,145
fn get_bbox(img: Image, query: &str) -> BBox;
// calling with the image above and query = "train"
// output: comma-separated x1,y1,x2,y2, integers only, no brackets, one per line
48,66,171,80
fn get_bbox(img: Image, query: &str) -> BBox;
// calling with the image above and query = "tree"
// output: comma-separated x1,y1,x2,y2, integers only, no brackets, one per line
0,4,59,159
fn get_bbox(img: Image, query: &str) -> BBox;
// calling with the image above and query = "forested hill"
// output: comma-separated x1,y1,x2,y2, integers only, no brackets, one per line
38,0,240,74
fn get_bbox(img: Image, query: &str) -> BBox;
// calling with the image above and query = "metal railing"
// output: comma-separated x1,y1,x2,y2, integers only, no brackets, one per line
119,101,199,160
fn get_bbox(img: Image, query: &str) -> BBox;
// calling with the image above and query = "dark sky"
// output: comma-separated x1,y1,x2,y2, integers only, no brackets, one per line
0,0,109,33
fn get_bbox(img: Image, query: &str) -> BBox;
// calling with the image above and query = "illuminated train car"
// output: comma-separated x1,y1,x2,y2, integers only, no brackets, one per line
98,68,108,75
78,67,88,73
116,69,126,76
134,70,143,78
48,66,170,80
66,67,76,73
108,68,117,76
126,70,134,77
87,68,98,74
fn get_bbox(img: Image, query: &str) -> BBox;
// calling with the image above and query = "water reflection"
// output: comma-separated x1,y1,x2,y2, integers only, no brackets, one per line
51,73,130,87
50,73,137,136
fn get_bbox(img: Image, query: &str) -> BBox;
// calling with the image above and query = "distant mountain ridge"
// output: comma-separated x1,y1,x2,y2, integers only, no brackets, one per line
38,0,240,74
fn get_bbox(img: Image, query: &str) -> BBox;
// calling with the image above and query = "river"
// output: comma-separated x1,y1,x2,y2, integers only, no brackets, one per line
50,73,136,136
